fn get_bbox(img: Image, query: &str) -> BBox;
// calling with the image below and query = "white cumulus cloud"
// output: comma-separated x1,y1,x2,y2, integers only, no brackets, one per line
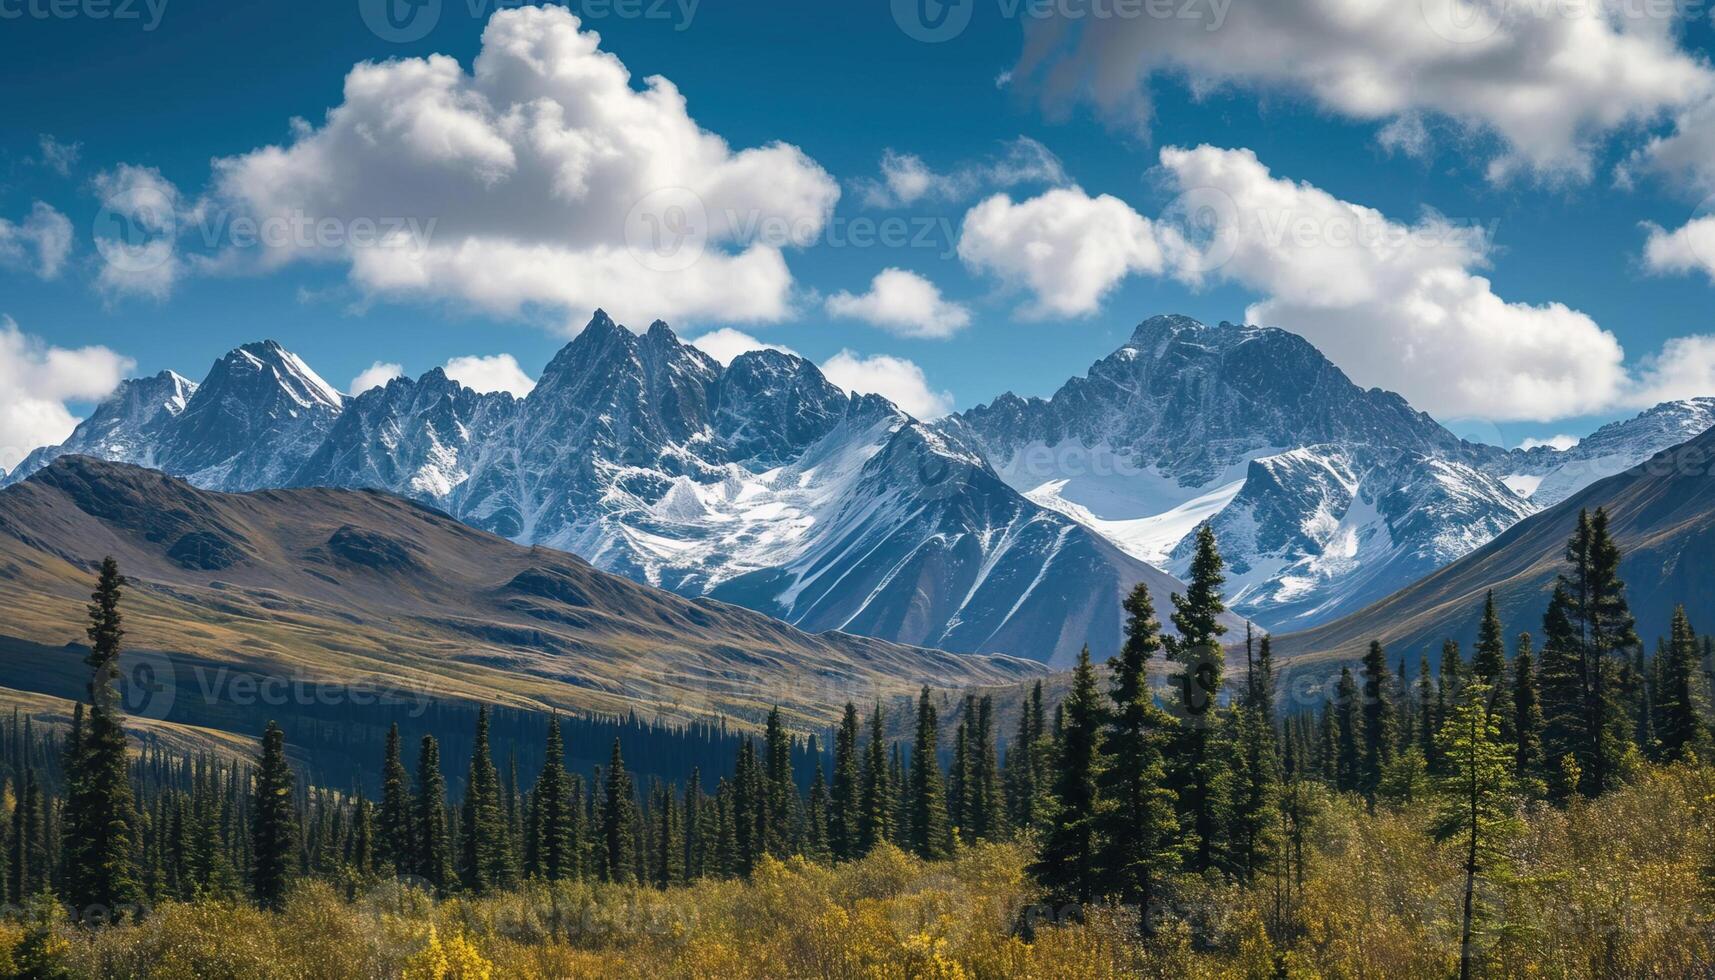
1627,334,1715,407
91,164,186,300
820,350,953,420
826,268,972,339
1642,215,1715,283
958,186,1165,317
208,5,838,331
443,353,536,397
0,318,133,471
348,361,405,395
1013,0,1712,182
0,202,73,279
857,137,1068,208
686,328,797,366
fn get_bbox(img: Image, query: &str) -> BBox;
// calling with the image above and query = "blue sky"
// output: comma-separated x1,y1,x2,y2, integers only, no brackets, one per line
3,0,1715,465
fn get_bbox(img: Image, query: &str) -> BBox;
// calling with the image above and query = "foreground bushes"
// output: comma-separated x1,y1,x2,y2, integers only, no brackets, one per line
5,761,1713,979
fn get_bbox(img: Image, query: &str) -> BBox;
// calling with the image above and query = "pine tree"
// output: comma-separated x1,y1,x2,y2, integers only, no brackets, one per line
530,717,577,881
1434,680,1522,980
250,721,296,909
377,724,413,877
1538,584,1585,799
1658,606,1707,762
909,686,952,859
805,764,831,863
1360,640,1396,804
1252,634,1278,725
1417,656,1436,761
1030,646,1107,906
762,707,794,860
1512,633,1545,790
970,695,1005,842
858,705,892,854
684,768,707,880
1164,523,1229,873
652,782,682,888
459,707,510,893
1334,667,1362,793
949,697,972,838
1561,508,1639,795
64,557,140,916
601,739,636,883
1473,590,1507,682
1095,583,1181,934
1229,703,1280,883
1005,684,1042,834
829,703,861,860
413,736,452,893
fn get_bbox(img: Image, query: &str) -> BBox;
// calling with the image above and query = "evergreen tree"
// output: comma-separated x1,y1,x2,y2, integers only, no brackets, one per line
762,707,794,859
1095,583,1181,934
805,763,831,863
1538,584,1585,799
970,695,1005,842
1359,640,1396,803
1334,667,1362,793
64,557,140,915
1561,508,1639,795
377,724,413,877
1030,647,1107,906
1473,590,1507,682
829,703,861,860
459,707,511,893
601,739,636,883
652,782,682,888
250,722,296,909
1163,523,1229,873
1005,683,1043,834
1658,606,1708,762
1229,703,1281,883
413,736,452,893
529,717,577,880
909,687,952,859
1512,633,1545,790
1252,634,1278,725
1434,681,1522,980
858,705,892,854
1417,656,1436,761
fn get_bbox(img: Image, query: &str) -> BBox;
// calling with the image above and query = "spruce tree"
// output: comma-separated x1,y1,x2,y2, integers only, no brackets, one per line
1030,646,1107,906
859,705,893,854
64,557,140,916
413,736,452,893
601,739,636,883
1561,508,1639,795
971,695,1005,842
1334,667,1362,793
762,708,794,859
1434,680,1521,980
459,707,510,893
531,717,577,881
1360,640,1396,803
830,703,861,860
1473,590,1507,682
1537,584,1585,799
377,724,413,876
1095,583,1181,935
1658,606,1707,762
805,763,831,863
1164,523,1229,873
250,721,296,909
909,687,952,860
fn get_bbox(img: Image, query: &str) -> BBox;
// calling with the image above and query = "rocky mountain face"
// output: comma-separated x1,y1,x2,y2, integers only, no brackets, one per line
952,315,1709,631
10,313,1197,666
16,311,1705,651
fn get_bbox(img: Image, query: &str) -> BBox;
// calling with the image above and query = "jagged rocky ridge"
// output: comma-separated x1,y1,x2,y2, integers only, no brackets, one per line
15,312,1708,647
10,313,1201,666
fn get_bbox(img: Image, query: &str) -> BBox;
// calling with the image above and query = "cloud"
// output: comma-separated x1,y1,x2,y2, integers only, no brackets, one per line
1627,94,1715,197
686,328,797,366
857,137,1068,209
208,6,838,331
1155,144,1628,420
443,353,535,396
958,186,1165,317
0,202,72,279
1627,334,1715,407
1642,215,1715,283
1012,0,1712,182
37,135,81,176
1519,434,1579,451
0,318,133,471
91,164,185,299
825,268,972,339
820,350,953,419
349,361,405,395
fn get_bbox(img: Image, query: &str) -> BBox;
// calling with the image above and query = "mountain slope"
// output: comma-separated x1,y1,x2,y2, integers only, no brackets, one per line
0,457,1039,732
9,313,1197,665
1270,420,1715,668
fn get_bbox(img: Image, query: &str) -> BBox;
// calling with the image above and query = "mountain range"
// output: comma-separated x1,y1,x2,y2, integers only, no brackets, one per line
9,311,1709,662
0,455,1037,733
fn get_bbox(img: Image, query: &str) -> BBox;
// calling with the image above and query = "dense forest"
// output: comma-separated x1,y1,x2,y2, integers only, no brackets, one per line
2,506,1713,977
